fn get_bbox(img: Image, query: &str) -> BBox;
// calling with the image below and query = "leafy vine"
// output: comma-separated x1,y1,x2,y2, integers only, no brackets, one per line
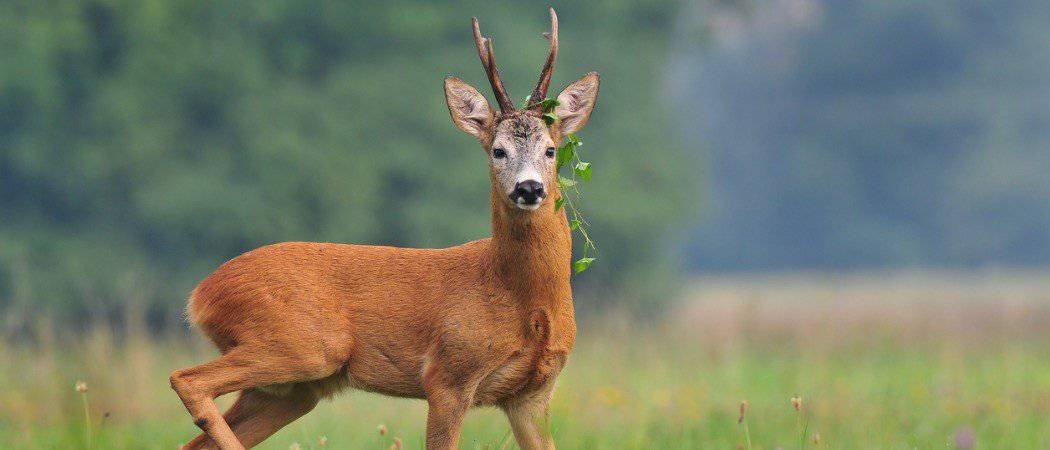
533,97,597,274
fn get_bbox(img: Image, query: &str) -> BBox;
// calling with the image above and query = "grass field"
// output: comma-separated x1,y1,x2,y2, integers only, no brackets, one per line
2,272,1049,449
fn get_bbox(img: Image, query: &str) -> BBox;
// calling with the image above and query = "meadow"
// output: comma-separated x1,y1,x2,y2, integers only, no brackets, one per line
2,272,1048,449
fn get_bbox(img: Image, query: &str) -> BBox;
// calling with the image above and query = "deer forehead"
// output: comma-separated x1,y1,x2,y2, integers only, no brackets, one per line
492,116,551,150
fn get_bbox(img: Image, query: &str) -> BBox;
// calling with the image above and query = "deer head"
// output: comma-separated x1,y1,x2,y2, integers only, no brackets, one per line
445,8,600,212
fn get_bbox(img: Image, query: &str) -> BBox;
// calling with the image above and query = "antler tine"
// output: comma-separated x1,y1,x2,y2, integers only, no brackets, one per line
529,8,559,110
472,17,516,112
471,18,490,67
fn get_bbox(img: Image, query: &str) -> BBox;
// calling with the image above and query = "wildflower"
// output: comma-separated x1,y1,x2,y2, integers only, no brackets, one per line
953,427,975,450
377,424,388,435
76,380,92,448
791,396,802,411
738,399,753,450
318,435,328,446
289,443,302,450
389,437,403,450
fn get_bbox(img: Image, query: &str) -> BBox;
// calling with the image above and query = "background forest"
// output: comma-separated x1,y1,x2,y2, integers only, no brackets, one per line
1,0,694,329
5,1,1050,327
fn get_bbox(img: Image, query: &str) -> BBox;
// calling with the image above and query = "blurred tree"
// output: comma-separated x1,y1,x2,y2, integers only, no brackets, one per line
0,0,696,329
678,0,1050,271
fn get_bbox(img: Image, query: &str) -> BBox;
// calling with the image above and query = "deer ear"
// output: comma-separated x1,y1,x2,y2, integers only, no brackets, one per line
555,72,600,136
444,77,494,140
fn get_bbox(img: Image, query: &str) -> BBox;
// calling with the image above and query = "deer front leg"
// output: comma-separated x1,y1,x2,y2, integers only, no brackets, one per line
503,383,556,450
424,382,475,450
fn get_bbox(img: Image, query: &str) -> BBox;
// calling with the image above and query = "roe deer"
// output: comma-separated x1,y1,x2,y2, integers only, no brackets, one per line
169,8,600,450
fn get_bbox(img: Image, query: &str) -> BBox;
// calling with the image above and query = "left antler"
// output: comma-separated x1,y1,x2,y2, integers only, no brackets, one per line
472,17,516,112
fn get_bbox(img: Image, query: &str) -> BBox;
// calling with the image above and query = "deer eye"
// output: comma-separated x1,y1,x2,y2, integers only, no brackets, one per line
492,148,507,159
545,147,555,158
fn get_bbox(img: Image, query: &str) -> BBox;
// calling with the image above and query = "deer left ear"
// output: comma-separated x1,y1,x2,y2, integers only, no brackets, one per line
555,72,600,136
445,76,494,141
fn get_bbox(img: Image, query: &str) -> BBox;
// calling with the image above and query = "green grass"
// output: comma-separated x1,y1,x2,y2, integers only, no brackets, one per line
2,323,1048,449
4,270,1050,449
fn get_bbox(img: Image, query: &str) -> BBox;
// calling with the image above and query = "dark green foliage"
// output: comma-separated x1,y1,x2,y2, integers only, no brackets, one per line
0,0,696,327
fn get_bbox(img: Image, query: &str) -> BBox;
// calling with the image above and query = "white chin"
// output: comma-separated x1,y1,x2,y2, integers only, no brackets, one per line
515,201,542,211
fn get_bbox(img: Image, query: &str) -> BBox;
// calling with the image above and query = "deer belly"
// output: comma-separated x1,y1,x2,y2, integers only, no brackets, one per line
344,347,427,399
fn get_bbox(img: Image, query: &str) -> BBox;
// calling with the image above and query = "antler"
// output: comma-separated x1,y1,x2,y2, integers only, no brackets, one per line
472,17,516,112
529,8,558,111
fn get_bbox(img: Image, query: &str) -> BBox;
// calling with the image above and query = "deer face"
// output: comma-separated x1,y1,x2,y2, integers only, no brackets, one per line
490,114,556,210
443,8,599,213
444,74,599,211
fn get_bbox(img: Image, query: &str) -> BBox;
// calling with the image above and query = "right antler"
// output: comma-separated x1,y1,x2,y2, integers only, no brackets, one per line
472,17,516,112
528,8,558,112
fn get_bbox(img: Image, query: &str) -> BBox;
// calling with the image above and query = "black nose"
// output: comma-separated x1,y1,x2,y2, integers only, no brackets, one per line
510,180,545,204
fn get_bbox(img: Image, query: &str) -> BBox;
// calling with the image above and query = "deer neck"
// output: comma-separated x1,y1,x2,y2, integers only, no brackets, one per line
488,185,573,309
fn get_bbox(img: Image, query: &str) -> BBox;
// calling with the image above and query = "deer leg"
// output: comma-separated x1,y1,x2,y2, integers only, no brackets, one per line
180,386,320,450
171,348,339,450
423,382,477,450
503,385,556,450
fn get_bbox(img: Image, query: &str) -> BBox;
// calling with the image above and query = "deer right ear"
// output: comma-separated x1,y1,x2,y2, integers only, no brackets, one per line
554,72,600,137
444,77,494,140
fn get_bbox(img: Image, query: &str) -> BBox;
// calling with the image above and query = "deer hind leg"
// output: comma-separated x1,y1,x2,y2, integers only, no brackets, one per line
181,386,320,450
171,347,340,450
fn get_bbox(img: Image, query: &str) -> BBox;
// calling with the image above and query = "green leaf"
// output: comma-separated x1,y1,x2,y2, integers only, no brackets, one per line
539,97,560,112
554,197,564,211
573,257,595,274
569,219,581,230
557,175,576,190
542,112,557,126
566,133,581,146
556,141,576,171
573,161,592,181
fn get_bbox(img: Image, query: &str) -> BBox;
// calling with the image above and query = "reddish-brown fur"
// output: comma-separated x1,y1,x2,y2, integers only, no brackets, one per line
170,9,597,450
